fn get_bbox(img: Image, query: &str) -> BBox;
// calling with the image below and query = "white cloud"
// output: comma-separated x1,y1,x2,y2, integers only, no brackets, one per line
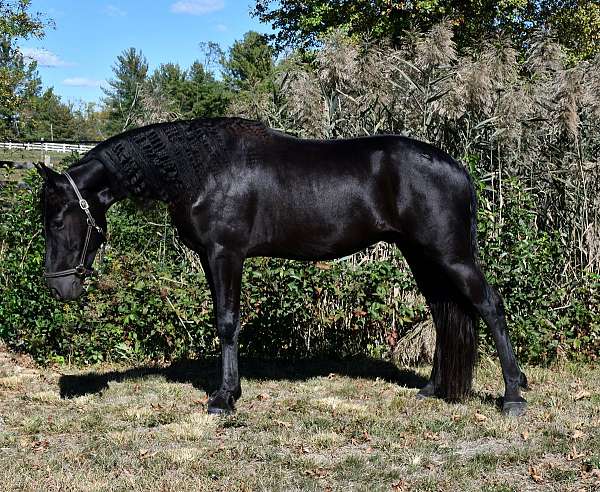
20,47,71,67
171,0,224,15
215,23,228,32
63,77,104,88
105,4,127,16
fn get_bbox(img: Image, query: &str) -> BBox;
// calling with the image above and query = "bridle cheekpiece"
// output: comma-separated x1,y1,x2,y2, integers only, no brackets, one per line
43,172,105,279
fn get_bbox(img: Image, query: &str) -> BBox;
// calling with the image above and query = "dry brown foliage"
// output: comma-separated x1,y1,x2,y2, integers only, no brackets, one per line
231,24,600,277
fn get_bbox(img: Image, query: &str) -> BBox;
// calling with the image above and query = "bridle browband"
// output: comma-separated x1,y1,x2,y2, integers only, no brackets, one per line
43,172,105,279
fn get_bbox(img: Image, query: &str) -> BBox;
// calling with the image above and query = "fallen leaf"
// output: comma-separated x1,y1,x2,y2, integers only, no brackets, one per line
423,430,439,441
572,430,585,440
574,390,591,401
274,419,291,428
194,395,209,405
391,480,407,491
567,445,585,461
474,412,488,422
521,430,529,441
304,468,328,477
529,464,543,483
257,393,270,401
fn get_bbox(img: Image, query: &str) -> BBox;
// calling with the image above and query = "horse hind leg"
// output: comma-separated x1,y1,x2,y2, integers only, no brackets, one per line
440,259,528,416
402,249,479,402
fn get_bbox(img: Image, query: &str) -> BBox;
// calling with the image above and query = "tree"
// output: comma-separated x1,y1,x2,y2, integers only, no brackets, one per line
0,0,48,139
252,0,599,60
19,87,76,140
103,47,149,133
186,61,229,117
146,60,230,120
222,31,274,92
536,1,600,61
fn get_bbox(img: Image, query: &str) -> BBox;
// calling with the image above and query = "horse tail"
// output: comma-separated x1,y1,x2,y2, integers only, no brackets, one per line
429,293,478,400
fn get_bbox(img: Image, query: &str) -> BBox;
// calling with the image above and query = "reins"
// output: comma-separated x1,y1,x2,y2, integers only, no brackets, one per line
43,172,106,279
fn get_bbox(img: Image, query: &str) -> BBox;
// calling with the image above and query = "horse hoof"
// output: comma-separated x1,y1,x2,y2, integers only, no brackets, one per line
416,384,436,400
502,398,527,417
416,391,433,400
207,405,233,415
207,391,235,415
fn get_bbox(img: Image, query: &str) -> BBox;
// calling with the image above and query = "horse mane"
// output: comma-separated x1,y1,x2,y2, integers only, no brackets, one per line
85,117,269,202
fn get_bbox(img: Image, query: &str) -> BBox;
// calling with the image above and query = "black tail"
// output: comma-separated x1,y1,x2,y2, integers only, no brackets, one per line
428,294,478,400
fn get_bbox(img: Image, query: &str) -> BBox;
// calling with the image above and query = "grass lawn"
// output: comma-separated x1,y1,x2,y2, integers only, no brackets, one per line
0,344,598,491
0,149,73,164
0,149,76,185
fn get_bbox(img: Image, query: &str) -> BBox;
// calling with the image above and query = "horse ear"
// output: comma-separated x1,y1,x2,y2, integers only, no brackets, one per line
34,162,61,182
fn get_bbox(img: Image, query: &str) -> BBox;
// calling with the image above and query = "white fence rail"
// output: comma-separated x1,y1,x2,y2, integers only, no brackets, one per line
0,141,96,154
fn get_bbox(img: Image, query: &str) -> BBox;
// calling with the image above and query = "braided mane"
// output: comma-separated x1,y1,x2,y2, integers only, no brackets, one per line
85,117,269,202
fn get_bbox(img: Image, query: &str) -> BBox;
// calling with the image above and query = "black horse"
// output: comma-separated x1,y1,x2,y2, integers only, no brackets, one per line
37,117,527,416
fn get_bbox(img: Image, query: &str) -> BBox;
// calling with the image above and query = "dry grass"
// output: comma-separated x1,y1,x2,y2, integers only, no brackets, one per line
0,344,599,491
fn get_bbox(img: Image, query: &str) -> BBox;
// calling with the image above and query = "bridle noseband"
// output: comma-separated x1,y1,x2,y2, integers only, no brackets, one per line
43,172,106,279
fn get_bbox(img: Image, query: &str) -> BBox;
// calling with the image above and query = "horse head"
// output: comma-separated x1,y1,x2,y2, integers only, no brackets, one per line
36,161,109,301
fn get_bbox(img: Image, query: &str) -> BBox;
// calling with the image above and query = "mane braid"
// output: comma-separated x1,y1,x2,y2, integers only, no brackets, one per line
86,118,268,203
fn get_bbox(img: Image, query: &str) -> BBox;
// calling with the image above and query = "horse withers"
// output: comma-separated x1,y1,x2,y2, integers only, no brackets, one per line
37,117,528,416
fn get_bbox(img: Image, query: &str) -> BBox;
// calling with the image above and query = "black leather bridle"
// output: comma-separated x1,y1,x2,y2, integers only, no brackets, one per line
43,172,105,279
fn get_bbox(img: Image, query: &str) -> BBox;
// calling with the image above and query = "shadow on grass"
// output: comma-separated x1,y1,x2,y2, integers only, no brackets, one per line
58,356,428,399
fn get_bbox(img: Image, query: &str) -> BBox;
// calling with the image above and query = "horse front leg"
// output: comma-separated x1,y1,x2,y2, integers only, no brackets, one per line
200,249,244,415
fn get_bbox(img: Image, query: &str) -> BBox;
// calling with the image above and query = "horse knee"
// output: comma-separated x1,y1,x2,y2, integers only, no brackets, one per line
217,321,239,342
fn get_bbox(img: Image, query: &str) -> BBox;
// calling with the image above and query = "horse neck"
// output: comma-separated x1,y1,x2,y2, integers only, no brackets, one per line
68,158,128,209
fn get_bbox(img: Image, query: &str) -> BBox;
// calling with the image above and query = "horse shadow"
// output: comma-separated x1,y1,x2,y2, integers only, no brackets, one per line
58,356,429,399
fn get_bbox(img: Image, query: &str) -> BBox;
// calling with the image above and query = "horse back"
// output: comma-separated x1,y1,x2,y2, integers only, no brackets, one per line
186,129,474,260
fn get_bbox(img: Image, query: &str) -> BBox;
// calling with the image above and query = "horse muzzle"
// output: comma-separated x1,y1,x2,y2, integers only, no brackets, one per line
46,275,85,301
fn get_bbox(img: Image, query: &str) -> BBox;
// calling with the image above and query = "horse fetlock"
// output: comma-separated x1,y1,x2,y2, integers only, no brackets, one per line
519,371,529,390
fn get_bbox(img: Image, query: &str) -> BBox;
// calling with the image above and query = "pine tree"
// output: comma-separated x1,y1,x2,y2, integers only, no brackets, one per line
102,47,148,134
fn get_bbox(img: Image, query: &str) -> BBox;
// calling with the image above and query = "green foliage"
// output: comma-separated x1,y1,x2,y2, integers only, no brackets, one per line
1,166,598,365
252,0,599,60
0,171,424,363
102,47,149,133
18,87,76,140
469,162,600,363
147,60,230,119
0,0,49,139
222,31,275,92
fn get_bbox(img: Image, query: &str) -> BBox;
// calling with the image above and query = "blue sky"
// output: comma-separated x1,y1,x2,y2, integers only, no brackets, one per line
20,0,273,105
